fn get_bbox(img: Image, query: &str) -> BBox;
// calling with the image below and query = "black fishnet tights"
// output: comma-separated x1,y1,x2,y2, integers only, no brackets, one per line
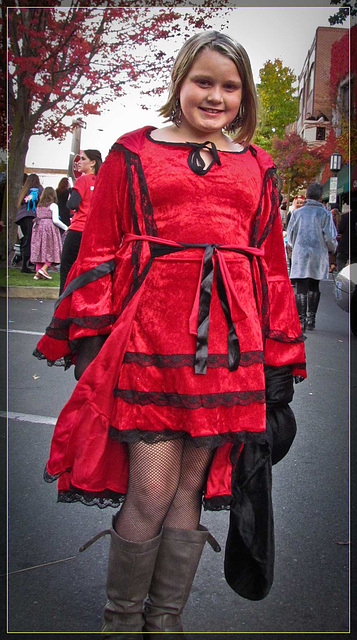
115,439,214,542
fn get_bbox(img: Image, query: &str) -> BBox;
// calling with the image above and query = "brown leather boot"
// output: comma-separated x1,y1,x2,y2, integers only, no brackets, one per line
143,525,209,638
101,518,162,639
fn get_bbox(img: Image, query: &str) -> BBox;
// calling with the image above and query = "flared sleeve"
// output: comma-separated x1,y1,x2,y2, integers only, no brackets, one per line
256,166,306,379
34,149,126,368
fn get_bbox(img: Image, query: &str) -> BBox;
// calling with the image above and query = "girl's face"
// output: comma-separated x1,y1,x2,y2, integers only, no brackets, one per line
178,48,243,140
78,152,95,175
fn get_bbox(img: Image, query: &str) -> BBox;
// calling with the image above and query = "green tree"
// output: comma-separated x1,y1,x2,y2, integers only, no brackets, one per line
271,133,324,212
254,59,299,154
329,0,356,25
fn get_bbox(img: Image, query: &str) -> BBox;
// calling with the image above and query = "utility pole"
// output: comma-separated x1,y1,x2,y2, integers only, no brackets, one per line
68,118,87,181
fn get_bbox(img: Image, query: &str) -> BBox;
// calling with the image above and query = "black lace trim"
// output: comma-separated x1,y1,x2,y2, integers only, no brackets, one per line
292,362,306,369
58,488,125,509
256,256,270,339
108,425,268,449
257,169,280,248
123,350,264,369
115,144,158,237
44,313,115,341
44,467,62,482
112,388,265,409
250,166,275,247
249,256,260,317
203,495,232,511
267,329,306,343
71,314,116,328
33,347,73,370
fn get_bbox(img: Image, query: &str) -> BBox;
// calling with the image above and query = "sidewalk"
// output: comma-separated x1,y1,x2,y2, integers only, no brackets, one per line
0,286,59,300
1,263,60,299
2,285,59,299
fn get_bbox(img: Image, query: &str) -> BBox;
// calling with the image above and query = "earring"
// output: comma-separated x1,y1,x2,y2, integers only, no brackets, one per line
170,98,182,127
225,107,243,134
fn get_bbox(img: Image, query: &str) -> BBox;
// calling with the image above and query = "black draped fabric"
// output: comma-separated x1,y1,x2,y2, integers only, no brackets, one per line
224,365,297,600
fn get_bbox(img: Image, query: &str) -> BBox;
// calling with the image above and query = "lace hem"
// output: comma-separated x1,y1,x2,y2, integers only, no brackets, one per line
45,313,115,341
292,362,306,370
123,350,264,369
203,495,232,511
33,347,74,370
267,329,306,343
58,488,125,509
57,488,233,511
113,388,265,409
44,466,67,482
109,425,267,449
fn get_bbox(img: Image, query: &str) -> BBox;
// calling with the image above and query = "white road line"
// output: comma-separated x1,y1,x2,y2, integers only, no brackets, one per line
1,411,56,425
0,329,43,336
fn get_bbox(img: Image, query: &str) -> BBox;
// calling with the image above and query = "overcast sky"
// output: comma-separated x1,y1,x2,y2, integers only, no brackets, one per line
25,6,347,174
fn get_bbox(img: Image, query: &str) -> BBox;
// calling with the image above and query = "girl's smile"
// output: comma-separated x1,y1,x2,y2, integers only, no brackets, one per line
178,48,243,143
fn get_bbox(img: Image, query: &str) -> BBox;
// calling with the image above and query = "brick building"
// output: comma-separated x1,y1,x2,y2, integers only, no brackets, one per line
296,26,348,145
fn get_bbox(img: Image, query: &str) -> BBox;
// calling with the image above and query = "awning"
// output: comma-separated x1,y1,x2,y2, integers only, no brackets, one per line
322,164,353,200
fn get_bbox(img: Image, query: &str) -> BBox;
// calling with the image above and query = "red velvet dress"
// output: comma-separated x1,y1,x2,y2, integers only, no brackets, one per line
35,126,306,509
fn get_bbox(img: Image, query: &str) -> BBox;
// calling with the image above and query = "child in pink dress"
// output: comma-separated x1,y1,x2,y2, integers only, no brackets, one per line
30,187,68,280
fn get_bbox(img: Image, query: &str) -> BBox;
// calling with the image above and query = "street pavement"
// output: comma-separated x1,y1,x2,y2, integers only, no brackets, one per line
2,278,352,638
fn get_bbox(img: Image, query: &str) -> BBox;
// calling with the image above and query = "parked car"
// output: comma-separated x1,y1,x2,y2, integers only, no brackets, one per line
335,263,357,336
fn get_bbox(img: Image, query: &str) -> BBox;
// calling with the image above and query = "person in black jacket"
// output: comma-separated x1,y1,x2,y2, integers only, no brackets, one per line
56,177,72,229
15,174,43,272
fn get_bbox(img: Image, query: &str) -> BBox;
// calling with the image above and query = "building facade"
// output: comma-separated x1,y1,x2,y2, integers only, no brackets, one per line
296,26,348,147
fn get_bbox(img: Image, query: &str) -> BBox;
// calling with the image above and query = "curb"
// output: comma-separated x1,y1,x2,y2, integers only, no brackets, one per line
1,286,59,299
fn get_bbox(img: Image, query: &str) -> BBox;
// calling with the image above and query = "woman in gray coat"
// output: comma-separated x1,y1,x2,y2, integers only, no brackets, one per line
286,182,337,331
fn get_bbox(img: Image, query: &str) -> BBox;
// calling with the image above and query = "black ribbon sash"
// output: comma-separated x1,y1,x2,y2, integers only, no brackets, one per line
151,241,240,375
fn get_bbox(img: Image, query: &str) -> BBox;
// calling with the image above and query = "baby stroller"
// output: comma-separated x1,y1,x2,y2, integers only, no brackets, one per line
11,241,22,267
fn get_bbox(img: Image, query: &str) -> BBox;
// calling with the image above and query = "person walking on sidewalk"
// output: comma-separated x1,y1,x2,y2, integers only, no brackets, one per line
286,182,337,331
59,149,102,294
34,31,306,636
30,187,68,280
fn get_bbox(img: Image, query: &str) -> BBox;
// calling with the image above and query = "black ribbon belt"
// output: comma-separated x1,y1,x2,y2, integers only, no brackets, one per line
123,234,265,375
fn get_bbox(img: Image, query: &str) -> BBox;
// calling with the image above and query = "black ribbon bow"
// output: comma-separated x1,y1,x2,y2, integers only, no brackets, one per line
187,141,222,175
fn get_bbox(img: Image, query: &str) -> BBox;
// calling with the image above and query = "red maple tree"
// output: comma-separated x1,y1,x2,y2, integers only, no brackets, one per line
3,0,230,248
271,133,325,210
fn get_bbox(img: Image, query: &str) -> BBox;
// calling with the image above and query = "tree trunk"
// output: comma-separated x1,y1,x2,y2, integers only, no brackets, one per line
285,178,292,219
7,112,32,259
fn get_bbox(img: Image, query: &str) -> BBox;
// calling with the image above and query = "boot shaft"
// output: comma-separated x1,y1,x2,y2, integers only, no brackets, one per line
144,525,209,633
295,293,307,332
102,519,162,634
306,291,321,330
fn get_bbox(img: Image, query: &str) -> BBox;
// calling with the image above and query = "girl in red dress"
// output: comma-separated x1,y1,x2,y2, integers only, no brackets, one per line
59,149,102,294
34,31,306,637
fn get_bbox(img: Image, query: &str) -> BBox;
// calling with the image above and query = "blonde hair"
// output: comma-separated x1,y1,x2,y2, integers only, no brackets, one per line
38,186,57,207
159,31,257,145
